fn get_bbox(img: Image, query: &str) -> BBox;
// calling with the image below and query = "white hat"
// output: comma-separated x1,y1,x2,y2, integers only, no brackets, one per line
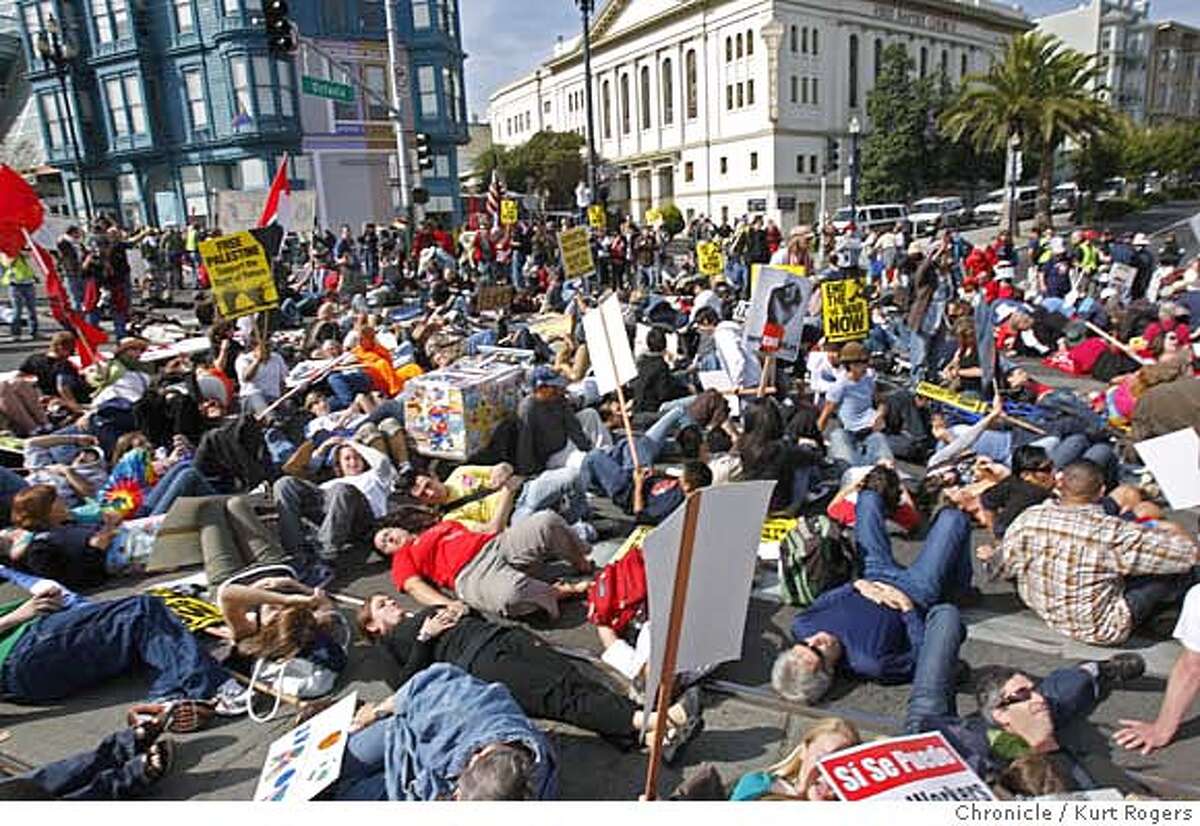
1100,287,1117,299
1049,237,1067,255
1132,233,1150,246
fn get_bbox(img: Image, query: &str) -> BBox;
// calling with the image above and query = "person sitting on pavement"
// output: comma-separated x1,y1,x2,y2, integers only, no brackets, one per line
376,509,593,620
18,332,90,422
729,717,862,801
816,341,894,468
982,460,1199,646
771,466,971,704
632,326,688,414
514,366,611,476
902,601,1146,789
356,594,700,758
1114,583,1200,755
332,663,556,801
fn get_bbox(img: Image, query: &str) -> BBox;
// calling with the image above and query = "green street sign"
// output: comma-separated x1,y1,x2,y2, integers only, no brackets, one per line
302,75,355,103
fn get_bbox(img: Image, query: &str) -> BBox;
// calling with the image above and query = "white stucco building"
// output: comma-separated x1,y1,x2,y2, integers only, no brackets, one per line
487,0,1029,227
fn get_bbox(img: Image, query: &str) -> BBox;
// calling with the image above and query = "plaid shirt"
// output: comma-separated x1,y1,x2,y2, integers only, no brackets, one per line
998,501,1198,645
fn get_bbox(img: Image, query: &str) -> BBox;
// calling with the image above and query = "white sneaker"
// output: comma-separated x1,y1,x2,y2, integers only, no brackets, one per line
570,520,598,543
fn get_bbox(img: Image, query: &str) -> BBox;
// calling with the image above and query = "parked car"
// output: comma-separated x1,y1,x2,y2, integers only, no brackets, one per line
907,196,967,236
973,186,1037,224
1052,183,1080,213
831,203,908,235
1096,177,1127,202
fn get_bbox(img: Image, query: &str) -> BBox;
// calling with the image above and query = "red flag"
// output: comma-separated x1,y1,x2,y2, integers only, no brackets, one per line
257,154,293,234
0,164,45,257
25,235,108,367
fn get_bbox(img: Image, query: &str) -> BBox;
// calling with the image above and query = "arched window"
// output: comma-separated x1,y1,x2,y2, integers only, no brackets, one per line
685,49,697,119
874,38,883,79
790,25,797,53
849,34,859,108
602,79,612,139
802,27,808,54
812,28,819,55
736,33,743,59
639,65,651,129
620,73,630,134
725,37,732,62
746,30,753,56
920,46,928,77
661,58,674,125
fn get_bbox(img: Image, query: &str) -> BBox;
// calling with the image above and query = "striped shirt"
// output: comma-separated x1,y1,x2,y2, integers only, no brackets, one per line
998,501,1198,645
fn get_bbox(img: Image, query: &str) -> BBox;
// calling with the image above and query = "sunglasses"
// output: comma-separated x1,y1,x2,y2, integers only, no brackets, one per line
797,640,828,671
995,685,1034,709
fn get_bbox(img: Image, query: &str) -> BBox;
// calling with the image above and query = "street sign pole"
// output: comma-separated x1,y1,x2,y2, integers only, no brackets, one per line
385,0,417,244
819,174,827,231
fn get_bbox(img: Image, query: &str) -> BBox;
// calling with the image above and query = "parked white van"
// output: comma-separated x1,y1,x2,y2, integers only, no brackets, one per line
831,203,908,234
907,197,967,236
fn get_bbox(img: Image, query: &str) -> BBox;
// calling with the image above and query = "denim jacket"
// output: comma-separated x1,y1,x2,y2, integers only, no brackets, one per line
383,663,557,801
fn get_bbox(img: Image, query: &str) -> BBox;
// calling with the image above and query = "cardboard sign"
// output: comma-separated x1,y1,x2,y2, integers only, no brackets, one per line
583,294,636,395
475,284,514,312
1108,262,1137,289
198,230,279,319
1134,428,1200,511
818,732,995,802
254,692,357,802
500,199,518,227
559,225,595,279
696,241,724,277
588,204,607,230
820,276,869,343
914,381,989,415
744,265,812,362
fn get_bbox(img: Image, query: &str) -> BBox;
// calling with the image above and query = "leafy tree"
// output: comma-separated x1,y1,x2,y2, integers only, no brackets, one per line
473,131,586,209
859,44,930,203
940,32,1117,229
658,203,684,237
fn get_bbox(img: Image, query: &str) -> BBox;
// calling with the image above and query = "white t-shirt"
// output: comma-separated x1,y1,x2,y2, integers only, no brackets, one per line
235,351,288,400
1175,584,1200,653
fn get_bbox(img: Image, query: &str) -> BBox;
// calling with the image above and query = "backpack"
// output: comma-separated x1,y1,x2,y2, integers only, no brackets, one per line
586,546,647,634
777,515,858,608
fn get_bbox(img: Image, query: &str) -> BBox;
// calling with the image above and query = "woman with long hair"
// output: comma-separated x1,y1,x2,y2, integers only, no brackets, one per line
738,398,823,513
729,717,862,800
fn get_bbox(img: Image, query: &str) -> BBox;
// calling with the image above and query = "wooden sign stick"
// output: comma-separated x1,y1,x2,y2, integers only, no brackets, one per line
601,309,641,474
642,491,703,801
256,352,355,422
757,354,775,398
1083,320,1153,366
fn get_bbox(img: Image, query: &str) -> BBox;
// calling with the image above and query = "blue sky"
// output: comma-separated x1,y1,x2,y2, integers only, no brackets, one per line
462,0,1200,119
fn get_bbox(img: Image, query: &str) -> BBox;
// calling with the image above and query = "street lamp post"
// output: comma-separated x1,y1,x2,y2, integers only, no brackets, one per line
35,15,91,221
848,116,861,237
575,0,597,207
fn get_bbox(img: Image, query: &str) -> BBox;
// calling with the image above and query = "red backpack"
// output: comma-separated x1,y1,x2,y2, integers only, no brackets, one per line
586,546,647,634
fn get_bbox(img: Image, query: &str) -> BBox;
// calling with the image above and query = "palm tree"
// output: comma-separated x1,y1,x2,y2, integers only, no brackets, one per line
940,32,1116,230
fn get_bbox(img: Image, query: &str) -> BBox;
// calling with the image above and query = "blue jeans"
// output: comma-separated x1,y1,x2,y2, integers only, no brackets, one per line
334,715,389,800
511,466,588,525
854,489,972,608
1046,434,1118,487
20,728,147,799
326,369,372,411
141,462,215,517
9,282,37,336
66,276,87,313
0,596,227,703
580,407,683,502
827,428,894,467
0,465,29,510
726,260,748,295
511,251,527,289
465,328,498,356
908,329,931,385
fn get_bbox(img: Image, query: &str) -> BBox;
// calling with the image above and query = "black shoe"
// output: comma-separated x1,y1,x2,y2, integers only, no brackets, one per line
954,658,972,688
1096,652,1145,691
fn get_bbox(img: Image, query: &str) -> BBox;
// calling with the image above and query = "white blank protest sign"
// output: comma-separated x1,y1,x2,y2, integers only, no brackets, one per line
641,480,775,719
634,322,679,361
1134,428,1200,511
583,294,637,396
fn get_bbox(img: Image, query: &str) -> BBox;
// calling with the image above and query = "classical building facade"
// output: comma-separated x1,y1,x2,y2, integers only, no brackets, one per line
1144,20,1200,125
487,0,1029,227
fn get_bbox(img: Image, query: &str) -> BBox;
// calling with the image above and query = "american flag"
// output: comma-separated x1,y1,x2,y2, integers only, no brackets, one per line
486,169,505,222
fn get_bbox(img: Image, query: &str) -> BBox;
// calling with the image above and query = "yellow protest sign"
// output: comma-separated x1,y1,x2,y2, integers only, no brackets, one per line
696,241,724,277
914,381,989,414
587,204,607,230
198,230,278,320
645,207,663,225
558,225,595,279
500,199,518,226
820,276,869,343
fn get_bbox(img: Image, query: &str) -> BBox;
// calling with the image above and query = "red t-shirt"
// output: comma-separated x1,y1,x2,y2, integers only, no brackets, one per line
390,520,496,591
827,494,921,532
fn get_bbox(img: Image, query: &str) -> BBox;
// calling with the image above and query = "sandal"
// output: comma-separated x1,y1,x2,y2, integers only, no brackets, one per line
140,738,176,787
127,700,214,734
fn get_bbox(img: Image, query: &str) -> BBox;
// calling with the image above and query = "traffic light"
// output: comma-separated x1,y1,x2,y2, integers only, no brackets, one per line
264,0,297,57
415,133,433,170
825,137,840,174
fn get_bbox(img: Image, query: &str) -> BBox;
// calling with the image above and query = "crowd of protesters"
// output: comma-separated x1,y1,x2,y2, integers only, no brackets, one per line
0,197,1197,803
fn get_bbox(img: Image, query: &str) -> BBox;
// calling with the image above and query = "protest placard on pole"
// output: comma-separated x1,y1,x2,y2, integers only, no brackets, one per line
198,229,280,320
254,692,357,801
696,241,724,277
588,204,607,230
583,294,641,470
743,264,812,362
500,199,518,227
1134,428,1200,511
820,275,870,343
559,225,596,279
818,731,995,802
640,480,776,799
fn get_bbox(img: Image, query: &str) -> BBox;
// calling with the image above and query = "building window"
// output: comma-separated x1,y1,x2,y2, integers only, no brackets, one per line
684,161,694,182
961,53,968,79
736,82,743,108
726,84,733,110
358,64,387,120
174,0,195,33
747,79,754,106
37,90,65,150
639,65,651,129
940,49,948,77
182,68,208,130
811,77,818,106
602,80,612,138
790,75,797,103
93,0,130,44
802,27,808,54
253,56,276,116
812,28,819,55
875,38,883,80
418,65,438,118
849,34,859,108
443,66,460,123
331,60,358,120
920,47,928,77
438,0,457,35
412,0,431,29
277,60,294,117
725,37,732,63
230,56,253,121
736,33,743,59
790,25,797,53
103,75,145,137
543,99,551,114
801,76,808,104
661,58,673,125
809,155,818,174
685,49,697,119
720,156,728,174
749,152,758,171
746,30,753,56
620,73,630,134
237,157,268,190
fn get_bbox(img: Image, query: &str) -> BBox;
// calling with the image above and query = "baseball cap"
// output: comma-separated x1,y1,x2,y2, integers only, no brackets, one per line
531,365,567,389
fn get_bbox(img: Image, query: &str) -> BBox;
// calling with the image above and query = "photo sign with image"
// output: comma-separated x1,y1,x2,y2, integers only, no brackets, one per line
253,692,357,802
743,265,812,362
818,731,995,802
